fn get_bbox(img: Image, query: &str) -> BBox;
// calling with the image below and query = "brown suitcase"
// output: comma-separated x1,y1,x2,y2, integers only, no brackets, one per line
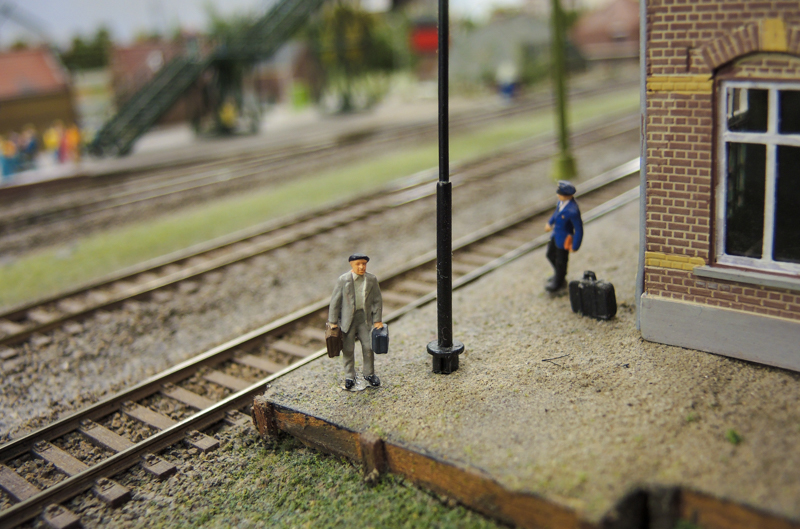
325,324,343,358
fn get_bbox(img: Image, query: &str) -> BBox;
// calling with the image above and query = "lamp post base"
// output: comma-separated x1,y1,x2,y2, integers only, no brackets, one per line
426,340,465,374
551,151,577,181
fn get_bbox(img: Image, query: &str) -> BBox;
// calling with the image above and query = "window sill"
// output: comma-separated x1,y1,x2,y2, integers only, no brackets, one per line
694,266,800,292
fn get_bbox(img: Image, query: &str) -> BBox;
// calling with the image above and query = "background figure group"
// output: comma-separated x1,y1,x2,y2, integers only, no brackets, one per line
328,253,383,390
544,181,583,292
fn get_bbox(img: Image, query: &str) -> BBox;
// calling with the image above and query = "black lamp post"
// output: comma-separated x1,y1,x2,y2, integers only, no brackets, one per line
550,0,576,180
426,0,464,374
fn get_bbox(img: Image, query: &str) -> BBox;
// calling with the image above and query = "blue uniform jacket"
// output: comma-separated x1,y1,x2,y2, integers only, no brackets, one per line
548,199,583,251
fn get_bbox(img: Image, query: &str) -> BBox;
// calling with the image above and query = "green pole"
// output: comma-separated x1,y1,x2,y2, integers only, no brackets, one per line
551,0,576,181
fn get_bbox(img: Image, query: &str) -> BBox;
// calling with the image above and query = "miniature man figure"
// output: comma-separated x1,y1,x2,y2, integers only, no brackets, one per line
328,253,384,389
544,181,583,292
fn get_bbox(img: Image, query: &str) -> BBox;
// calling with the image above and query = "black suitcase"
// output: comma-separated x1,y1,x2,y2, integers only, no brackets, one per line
371,324,389,355
569,271,617,320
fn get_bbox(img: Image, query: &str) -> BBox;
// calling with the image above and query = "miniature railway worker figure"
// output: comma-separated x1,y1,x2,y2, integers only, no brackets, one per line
328,253,384,390
544,181,583,292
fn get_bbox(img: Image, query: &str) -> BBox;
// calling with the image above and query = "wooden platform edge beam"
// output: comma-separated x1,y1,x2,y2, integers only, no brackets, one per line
680,489,800,529
251,397,800,529
252,399,590,529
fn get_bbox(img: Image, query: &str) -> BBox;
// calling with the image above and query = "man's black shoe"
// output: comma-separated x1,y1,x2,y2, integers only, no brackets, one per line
364,374,381,387
545,278,565,292
345,378,355,390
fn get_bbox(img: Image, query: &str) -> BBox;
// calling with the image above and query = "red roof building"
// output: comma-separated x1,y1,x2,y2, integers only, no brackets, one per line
570,0,639,62
0,48,77,135
109,41,196,125
109,42,182,104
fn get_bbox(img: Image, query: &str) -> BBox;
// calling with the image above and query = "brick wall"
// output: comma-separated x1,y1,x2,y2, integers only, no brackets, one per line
645,268,800,321
644,0,800,322
647,0,800,76
645,91,713,258
724,53,800,77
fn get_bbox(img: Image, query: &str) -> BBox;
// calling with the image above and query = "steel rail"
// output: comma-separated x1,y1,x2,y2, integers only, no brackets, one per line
0,156,639,461
0,81,637,234
0,159,640,528
0,115,639,347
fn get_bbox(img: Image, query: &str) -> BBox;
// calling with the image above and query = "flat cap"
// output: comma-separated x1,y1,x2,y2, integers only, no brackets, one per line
348,253,370,262
556,181,576,196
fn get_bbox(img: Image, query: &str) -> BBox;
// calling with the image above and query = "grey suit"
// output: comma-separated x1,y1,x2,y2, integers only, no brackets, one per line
328,271,383,379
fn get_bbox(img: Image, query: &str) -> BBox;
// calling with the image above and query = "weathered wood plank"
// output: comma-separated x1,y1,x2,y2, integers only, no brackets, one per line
262,403,591,529
202,370,250,392
300,327,326,343
140,454,178,479
78,420,176,479
471,242,515,256
41,504,81,529
234,354,284,375
451,261,476,275
680,490,800,529
395,280,435,296
184,430,219,453
78,420,134,452
32,442,89,476
161,383,215,410
0,464,40,502
380,291,418,306
92,477,131,508
454,252,495,266
121,401,176,430
32,442,131,507
271,340,316,358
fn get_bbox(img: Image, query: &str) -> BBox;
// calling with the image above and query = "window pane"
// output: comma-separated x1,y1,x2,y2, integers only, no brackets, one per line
774,146,800,263
779,90,800,134
725,143,766,258
727,87,768,132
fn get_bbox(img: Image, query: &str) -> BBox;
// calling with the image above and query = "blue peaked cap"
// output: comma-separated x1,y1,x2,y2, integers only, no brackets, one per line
557,181,576,196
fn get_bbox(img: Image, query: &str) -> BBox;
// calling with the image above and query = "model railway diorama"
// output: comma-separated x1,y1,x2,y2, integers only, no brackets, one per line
0,0,799,528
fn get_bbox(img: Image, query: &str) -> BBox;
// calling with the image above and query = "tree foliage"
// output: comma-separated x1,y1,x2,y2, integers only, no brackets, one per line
313,3,395,76
204,3,256,45
306,2,399,111
60,27,112,71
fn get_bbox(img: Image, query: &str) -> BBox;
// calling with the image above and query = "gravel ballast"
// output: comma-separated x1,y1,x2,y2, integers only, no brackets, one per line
264,200,800,524
0,125,640,440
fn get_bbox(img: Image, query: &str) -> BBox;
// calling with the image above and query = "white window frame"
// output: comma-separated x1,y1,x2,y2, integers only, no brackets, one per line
716,80,800,275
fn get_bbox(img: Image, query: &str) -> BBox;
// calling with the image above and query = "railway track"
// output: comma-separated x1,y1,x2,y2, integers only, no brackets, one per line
0,81,637,253
0,158,640,528
0,113,640,352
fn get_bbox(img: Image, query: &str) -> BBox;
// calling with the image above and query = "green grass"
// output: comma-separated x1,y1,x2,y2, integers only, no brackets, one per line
126,435,503,529
725,429,743,445
0,87,639,308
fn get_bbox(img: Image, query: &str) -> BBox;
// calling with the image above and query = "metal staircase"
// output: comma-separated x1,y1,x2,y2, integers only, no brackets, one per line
221,0,325,61
90,57,208,156
90,0,326,157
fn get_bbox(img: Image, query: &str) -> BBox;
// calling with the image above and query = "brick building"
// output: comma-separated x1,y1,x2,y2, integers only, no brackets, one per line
110,41,200,125
571,0,639,63
0,48,77,135
638,1,800,372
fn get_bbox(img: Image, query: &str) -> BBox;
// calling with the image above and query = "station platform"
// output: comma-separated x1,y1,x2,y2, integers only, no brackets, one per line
0,93,494,189
254,200,800,529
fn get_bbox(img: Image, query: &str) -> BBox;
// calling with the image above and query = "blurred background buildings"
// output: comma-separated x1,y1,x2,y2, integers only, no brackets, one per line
0,0,634,174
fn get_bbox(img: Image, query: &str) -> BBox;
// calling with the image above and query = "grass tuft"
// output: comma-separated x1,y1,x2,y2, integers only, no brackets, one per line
128,435,503,528
725,429,743,445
